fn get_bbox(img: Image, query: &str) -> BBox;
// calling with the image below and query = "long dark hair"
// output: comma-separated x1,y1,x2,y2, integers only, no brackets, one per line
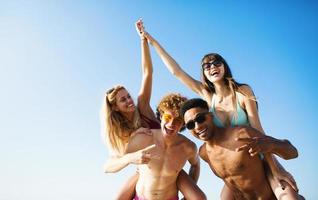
201,53,257,109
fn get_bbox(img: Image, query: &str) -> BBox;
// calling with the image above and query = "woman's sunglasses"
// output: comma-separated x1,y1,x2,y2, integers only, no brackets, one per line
185,112,209,130
202,60,223,71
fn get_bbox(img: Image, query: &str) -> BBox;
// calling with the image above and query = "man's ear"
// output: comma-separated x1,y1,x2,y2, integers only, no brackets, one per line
155,108,162,122
208,112,213,119
180,124,186,132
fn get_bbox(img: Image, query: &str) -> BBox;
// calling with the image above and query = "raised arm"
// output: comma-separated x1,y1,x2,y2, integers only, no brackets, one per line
144,31,207,98
135,19,155,117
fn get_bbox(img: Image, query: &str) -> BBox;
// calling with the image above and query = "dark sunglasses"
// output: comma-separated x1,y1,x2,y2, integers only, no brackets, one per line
202,60,223,71
185,112,209,130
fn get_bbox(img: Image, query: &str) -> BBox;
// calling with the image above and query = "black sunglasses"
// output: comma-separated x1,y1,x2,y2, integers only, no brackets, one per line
202,60,223,71
185,112,209,130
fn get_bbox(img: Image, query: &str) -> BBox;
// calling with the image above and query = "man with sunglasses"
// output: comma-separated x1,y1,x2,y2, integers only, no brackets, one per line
125,93,206,200
181,98,299,200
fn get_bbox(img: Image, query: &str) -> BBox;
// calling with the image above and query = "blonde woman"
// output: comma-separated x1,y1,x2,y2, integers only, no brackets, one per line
102,19,206,200
102,19,161,198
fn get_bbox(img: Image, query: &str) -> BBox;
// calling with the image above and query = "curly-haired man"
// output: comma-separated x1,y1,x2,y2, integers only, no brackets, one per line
126,93,206,200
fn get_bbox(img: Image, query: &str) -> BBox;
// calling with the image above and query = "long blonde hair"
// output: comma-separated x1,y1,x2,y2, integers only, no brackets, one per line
101,85,141,155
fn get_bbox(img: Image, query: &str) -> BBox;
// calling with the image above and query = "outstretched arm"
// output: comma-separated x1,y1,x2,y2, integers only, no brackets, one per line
143,31,207,98
104,127,153,173
104,143,157,173
104,153,134,173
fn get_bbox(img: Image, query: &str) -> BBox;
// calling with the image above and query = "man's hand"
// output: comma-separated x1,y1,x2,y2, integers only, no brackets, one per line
235,136,274,156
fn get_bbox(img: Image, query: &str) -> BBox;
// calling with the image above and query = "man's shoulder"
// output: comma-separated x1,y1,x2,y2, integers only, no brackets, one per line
199,143,206,154
178,134,196,147
176,134,197,154
199,143,208,161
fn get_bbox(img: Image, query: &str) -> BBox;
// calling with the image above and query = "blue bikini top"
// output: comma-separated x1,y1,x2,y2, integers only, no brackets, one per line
210,93,249,127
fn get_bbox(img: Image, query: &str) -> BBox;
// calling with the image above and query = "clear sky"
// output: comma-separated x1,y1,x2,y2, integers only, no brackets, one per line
0,0,317,199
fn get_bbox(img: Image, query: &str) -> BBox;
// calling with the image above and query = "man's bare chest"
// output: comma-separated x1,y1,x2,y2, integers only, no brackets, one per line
207,146,247,179
148,146,188,176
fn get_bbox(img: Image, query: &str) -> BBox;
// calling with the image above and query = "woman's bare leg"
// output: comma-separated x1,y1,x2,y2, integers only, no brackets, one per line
220,184,235,200
177,170,206,200
265,162,304,200
114,172,138,200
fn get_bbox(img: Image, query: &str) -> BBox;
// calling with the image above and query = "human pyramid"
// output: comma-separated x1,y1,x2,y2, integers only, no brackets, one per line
102,19,304,200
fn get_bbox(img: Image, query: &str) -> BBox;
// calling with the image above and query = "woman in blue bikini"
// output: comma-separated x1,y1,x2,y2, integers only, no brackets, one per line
142,21,302,199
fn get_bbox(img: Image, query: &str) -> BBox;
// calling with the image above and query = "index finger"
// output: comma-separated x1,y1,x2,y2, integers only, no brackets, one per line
142,144,156,152
236,144,250,152
235,137,253,143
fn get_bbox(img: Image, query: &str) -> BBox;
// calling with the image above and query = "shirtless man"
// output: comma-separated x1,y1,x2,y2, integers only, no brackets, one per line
126,93,206,200
181,98,299,200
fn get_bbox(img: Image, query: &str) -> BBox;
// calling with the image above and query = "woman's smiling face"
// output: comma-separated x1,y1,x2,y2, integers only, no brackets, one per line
203,59,225,83
114,88,136,114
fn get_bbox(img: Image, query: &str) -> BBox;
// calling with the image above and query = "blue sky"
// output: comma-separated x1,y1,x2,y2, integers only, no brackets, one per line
0,1,317,199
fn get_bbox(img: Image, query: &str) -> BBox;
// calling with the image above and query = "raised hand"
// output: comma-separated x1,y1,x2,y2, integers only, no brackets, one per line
129,144,159,164
135,18,145,39
143,31,156,45
235,136,274,156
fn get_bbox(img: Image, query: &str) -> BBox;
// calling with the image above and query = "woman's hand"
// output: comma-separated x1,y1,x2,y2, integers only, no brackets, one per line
235,136,274,156
135,18,146,39
143,31,156,45
128,144,158,164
